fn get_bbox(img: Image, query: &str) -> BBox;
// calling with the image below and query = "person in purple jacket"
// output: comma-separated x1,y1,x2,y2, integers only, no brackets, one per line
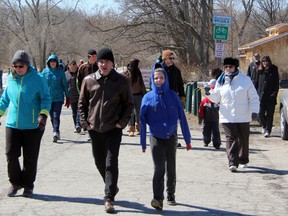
140,63,192,211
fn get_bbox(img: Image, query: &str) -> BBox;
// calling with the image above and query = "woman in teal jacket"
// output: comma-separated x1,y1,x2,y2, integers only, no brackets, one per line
42,54,70,142
0,50,51,197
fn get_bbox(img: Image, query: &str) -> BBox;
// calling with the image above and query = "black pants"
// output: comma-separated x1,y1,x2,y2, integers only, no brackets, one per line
89,128,122,201
202,122,221,147
222,123,250,167
5,127,44,190
259,103,276,133
150,134,177,201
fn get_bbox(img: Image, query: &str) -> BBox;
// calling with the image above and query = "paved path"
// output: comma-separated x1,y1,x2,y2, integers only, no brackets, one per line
0,108,287,215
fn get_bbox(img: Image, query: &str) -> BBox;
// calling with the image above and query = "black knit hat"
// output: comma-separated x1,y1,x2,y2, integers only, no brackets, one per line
223,57,239,68
87,49,97,57
12,50,30,66
97,48,114,63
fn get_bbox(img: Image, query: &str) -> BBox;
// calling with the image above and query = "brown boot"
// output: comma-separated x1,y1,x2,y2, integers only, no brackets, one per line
129,126,135,137
135,124,140,135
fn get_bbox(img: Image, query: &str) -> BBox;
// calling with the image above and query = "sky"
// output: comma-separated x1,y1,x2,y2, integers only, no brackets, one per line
80,0,118,10
60,0,119,12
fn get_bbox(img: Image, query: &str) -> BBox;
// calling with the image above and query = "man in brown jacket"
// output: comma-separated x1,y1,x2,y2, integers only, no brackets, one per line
78,48,134,214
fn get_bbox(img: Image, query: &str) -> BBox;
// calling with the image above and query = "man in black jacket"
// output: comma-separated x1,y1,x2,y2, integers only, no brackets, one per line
247,53,261,88
161,50,185,147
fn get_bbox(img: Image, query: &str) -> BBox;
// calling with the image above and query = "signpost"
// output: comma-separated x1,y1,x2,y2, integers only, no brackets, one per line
215,41,225,58
212,14,232,66
214,25,229,41
213,14,232,25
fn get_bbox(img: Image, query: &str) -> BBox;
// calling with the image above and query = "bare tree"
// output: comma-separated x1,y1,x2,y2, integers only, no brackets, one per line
251,0,288,34
0,0,81,70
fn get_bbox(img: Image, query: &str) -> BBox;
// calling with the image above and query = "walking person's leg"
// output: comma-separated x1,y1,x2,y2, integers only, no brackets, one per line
150,136,165,210
222,123,239,171
203,122,212,147
165,133,177,205
258,103,267,133
238,122,250,167
89,130,106,181
212,122,221,149
5,128,23,197
265,103,276,135
52,101,63,142
22,128,44,197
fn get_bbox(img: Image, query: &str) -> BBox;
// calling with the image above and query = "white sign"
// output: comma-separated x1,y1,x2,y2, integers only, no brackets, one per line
213,14,232,25
215,42,225,58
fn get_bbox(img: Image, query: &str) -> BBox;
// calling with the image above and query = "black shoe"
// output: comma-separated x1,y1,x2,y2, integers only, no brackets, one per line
177,143,182,148
23,188,33,198
7,185,22,197
167,194,176,205
151,199,163,210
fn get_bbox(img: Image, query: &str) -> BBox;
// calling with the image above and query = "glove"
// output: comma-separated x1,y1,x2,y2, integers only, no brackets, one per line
186,144,192,151
204,85,210,95
180,96,186,108
198,118,203,125
65,97,71,108
252,113,258,121
142,148,146,153
37,114,47,131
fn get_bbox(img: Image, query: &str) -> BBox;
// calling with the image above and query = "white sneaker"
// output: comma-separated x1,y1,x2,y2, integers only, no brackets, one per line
240,164,248,168
229,165,237,172
264,132,270,138
262,128,266,134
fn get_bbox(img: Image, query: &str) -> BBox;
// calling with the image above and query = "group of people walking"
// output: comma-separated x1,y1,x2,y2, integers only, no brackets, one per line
0,47,279,213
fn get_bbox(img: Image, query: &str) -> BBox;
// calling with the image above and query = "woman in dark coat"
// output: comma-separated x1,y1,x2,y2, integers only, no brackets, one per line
256,56,279,138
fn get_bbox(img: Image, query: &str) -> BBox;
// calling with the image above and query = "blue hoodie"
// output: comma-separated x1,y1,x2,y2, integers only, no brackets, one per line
41,54,69,102
0,67,51,129
140,63,191,149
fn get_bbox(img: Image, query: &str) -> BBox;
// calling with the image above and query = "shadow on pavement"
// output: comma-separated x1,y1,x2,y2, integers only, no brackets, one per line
116,200,252,215
31,195,252,215
241,166,288,175
31,194,101,204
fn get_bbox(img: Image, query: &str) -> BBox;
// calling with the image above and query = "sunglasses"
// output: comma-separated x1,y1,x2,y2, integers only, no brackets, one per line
13,65,25,68
224,65,234,69
168,57,175,60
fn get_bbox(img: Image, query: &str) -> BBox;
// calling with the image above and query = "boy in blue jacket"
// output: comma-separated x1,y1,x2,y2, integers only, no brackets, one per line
140,64,192,210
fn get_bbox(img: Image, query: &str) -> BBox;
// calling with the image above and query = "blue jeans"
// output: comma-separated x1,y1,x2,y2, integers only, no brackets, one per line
49,101,63,133
71,102,80,128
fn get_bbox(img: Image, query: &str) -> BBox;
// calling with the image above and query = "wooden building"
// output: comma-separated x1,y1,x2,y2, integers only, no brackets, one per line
238,23,288,79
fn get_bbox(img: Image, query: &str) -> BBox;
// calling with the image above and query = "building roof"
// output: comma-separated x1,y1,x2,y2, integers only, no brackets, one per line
238,23,288,51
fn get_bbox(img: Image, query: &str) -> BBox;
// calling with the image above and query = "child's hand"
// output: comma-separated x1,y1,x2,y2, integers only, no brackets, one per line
186,144,192,151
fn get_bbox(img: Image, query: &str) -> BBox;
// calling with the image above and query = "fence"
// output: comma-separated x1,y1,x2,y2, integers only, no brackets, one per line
185,82,201,116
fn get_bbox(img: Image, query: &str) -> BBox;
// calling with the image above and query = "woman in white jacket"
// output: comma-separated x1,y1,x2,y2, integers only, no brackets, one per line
206,57,259,172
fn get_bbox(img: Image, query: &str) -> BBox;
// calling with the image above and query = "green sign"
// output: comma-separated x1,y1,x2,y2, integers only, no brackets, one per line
214,25,229,40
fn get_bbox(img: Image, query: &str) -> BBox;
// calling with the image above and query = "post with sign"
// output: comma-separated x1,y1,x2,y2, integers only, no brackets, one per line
212,14,232,67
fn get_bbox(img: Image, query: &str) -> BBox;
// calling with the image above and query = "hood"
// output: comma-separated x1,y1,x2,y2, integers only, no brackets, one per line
150,62,169,94
47,54,59,68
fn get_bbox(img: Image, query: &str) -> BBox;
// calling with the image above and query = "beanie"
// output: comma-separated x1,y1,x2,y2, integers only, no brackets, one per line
88,49,97,56
162,50,174,60
223,57,239,68
12,50,30,66
97,48,114,63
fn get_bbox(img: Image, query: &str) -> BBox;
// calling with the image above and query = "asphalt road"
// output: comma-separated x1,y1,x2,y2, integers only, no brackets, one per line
0,108,287,216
